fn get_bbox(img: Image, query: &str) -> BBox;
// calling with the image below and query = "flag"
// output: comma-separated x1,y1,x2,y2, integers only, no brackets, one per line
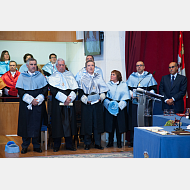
178,31,187,112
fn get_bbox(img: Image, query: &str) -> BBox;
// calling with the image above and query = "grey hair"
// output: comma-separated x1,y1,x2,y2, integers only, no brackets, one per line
55,58,65,66
26,58,37,65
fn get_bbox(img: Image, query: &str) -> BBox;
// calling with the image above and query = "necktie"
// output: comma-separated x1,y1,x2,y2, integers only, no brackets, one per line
171,75,175,87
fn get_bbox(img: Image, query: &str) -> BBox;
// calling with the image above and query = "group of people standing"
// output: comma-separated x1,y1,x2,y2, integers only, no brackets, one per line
0,50,187,154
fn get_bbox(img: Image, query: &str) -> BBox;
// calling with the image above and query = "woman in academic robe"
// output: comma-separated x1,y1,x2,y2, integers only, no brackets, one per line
103,70,130,148
0,50,10,77
19,53,34,73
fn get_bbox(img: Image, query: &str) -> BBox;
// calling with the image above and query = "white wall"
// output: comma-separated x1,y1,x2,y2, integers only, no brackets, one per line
0,41,67,65
65,31,126,81
94,31,126,82
65,42,85,76
0,31,126,81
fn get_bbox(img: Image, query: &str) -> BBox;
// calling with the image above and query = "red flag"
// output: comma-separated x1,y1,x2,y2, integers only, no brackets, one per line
178,31,187,112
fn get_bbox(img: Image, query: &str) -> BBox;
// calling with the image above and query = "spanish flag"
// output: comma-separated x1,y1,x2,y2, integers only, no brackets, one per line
178,31,187,112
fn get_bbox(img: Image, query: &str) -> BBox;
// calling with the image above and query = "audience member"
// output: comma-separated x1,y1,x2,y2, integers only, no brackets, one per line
19,53,33,73
47,58,78,152
104,70,130,148
1,61,20,97
0,50,10,76
75,55,103,81
16,58,48,154
42,53,57,77
76,60,109,150
159,62,187,113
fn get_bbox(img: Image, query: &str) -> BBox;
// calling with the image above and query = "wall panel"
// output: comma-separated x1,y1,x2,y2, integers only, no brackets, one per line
0,31,83,42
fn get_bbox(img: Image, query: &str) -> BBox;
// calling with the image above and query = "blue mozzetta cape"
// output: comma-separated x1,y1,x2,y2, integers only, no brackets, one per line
75,66,103,81
127,71,157,88
42,62,57,75
0,61,10,76
47,70,78,90
16,71,48,90
77,72,109,94
19,63,28,73
106,81,130,101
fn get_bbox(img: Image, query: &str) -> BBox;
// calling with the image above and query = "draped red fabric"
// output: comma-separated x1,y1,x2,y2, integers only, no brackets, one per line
125,31,190,107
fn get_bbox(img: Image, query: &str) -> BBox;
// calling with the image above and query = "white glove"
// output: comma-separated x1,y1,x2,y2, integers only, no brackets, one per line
118,101,127,110
100,93,106,102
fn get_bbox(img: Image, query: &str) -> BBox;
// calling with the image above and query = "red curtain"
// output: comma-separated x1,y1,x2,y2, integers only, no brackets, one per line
125,31,190,107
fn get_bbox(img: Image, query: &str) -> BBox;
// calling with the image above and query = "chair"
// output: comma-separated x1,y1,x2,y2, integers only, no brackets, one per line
41,125,48,150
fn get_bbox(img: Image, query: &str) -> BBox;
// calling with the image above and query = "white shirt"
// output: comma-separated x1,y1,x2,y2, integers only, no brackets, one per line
10,71,16,77
28,71,35,76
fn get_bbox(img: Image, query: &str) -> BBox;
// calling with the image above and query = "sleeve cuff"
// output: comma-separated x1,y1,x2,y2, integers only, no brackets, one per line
103,98,110,110
81,95,88,104
118,100,127,110
55,91,67,103
68,91,76,102
35,94,45,105
23,94,34,104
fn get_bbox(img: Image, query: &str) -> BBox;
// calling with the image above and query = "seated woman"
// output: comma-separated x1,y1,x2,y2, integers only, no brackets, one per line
19,53,33,73
0,50,10,77
103,70,130,148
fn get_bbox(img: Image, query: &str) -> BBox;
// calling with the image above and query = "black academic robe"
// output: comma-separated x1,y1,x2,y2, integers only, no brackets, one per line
104,99,128,134
78,89,104,136
49,85,77,138
17,85,48,138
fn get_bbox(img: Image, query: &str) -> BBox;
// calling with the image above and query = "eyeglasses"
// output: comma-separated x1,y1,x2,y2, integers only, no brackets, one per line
136,65,144,67
168,66,176,69
51,57,56,59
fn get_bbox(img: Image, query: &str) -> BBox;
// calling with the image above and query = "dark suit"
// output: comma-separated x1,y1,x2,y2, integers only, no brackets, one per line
159,74,187,113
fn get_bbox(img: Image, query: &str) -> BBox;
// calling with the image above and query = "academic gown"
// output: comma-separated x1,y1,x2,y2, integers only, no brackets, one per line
127,71,157,130
42,62,57,77
75,66,104,81
0,78,6,90
77,72,109,136
1,70,20,89
19,63,28,73
1,70,20,96
48,86,78,138
47,71,78,139
104,81,130,133
16,71,48,138
0,61,10,76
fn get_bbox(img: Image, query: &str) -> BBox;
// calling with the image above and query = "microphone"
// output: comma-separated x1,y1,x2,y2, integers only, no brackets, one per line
147,71,156,90
137,71,151,88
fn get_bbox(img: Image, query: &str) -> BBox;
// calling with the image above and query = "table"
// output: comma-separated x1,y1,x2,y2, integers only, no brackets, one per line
133,126,190,158
153,114,190,126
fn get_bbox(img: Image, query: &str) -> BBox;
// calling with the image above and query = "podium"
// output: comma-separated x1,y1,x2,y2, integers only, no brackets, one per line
135,88,163,127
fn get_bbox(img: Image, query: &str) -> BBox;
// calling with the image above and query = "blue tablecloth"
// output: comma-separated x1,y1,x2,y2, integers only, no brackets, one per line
153,115,190,126
134,126,190,158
